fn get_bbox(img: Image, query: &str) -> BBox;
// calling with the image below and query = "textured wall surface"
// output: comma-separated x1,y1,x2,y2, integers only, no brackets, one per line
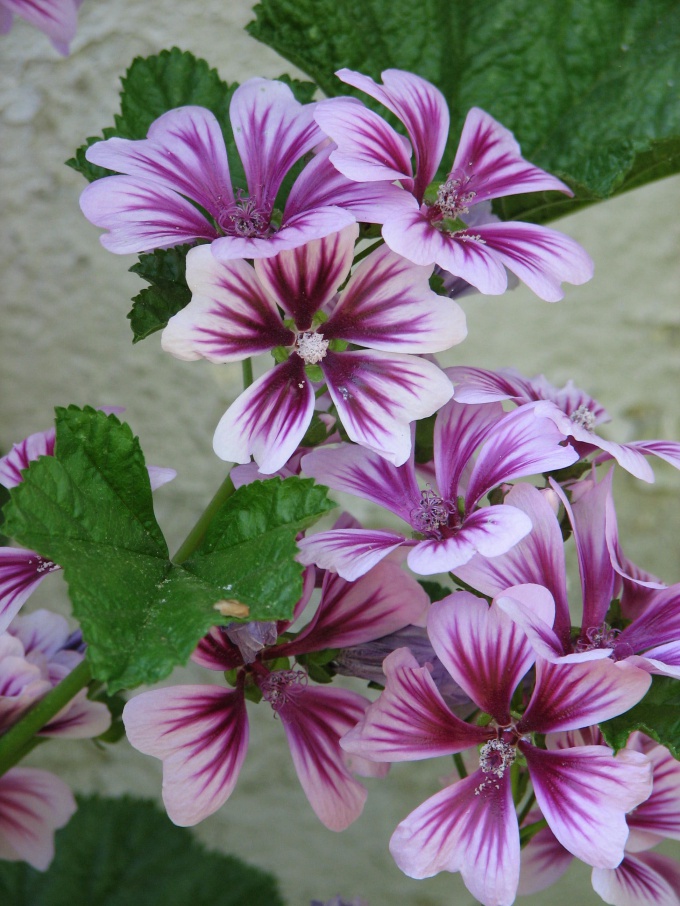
1,2,680,904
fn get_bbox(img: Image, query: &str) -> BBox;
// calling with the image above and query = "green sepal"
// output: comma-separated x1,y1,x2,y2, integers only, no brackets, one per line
418,580,451,603
244,683,264,705
327,339,348,353
304,363,324,382
414,413,436,463
600,675,680,759
299,414,330,447
87,684,127,745
266,656,291,671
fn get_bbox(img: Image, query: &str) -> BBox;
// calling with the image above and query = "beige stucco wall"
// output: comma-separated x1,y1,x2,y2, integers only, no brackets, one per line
1,2,680,904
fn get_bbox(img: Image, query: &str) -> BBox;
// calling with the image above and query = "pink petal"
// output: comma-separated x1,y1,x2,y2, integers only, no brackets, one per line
80,176,219,254
296,528,407,582
301,443,421,524
212,357,315,474
472,221,594,301
390,770,519,905
520,658,651,734
523,743,652,867
147,465,176,490
433,399,505,502
315,97,414,184
122,684,249,826
254,225,357,329
626,739,680,851
2,0,78,52
451,107,572,204
323,349,453,466
592,852,680,906
191,626,243,672
41,685,111,739
618,584,680,655
324,242,467,352
0,428,55,489
275,684,370,830
85,107,234,218
336,68,449,200
161,247,292,362
0,767,76,870
428,593,535,722
0,548,61,634
341,647,487,762
518,819,573,896
278,559,428,656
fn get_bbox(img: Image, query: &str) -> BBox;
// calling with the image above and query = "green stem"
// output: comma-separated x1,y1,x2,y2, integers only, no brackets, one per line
172,473,235,564
352,238,384,265
452,751,468,779
242,358,254,389
0,659,92,778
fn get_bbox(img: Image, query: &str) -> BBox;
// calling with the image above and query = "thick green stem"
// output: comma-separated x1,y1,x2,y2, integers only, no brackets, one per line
242,357,254,389
0,659,92,778
172,473,235,564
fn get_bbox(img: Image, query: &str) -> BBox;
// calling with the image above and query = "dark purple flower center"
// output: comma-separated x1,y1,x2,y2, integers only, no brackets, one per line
410,489,460,538
258,668,307,711
435,170,477,219
217,192,271,238
575,622,621,653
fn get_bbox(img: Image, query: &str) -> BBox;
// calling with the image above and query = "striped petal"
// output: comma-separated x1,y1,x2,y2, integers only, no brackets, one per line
324,242,467,352
161,246,292,362
85,107,233,217
592,852,680,906
212,357,315,474
626,737,680,851
433,399,505,503
322,349,453,466
0,428,55,488
296,528,407,582
2,0,78,54
122,684,249,826
0,548,60,634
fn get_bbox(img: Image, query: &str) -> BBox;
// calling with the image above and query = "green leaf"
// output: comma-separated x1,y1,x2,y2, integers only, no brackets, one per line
418,580,451,603
2,408,333,692
127,246,193,342
183,476,335,619
0,471,9,547
599,675,680,759
248,0,680,222
0,795,284,906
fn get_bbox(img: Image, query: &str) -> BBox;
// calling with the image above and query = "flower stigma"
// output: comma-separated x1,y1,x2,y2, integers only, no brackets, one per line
570,403,597,432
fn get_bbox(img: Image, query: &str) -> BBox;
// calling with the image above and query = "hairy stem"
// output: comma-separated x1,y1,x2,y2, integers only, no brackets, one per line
172,473,235,564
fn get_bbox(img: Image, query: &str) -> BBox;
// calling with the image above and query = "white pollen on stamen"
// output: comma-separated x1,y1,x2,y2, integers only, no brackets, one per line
570,403,597,432
296,331,329,365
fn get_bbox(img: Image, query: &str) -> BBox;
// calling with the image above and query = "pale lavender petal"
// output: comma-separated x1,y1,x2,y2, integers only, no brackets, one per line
85,107,233,217
301,443,421,524
146,465,176,490
471,221,594,302
629,647,680,679
2,0,78,52
451,107,572,203
433,399,504,502
80,176,218,254
591,438,656,483
230,78,322,206
336,68,449,200
445,364,537,404
518,819,573,896
465,402,578,510
406,505,532,575
255,225,357,329
213,357,314,474
275,685,370,830
122,684,249,826
40,685,111,739
7,608,69,659
279,560,428,656
315,98,414,184
296,529,407,582
342,648,486,763
0,428,55,488
494,584,569,662
390,770,519,905
519,658,651,735
428,593,535,722
0,548,61,634
0,767,76,870
191,626,243,672
323,349,453,465
592,852,680,906
629,439,680,472
324,243,467,352
161,247,292,362
524,743,653,867
626,739,680,850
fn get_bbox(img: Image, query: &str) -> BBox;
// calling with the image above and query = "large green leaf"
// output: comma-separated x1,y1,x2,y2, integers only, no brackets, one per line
2,408,333,692
248,0,680,222
600,675,680,759
0,796,284,906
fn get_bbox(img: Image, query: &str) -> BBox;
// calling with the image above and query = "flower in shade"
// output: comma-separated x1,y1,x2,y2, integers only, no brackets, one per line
298,398,578,580
80,79,404,259
447,365,680,483
314,69,593,301
161,225,463,472
0,0,82,55
123,557,428,830
342,592,653,906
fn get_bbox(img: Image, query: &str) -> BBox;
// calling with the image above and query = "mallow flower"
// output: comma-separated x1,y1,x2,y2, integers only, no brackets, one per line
161,225,463,472
314,68,594,301
0,0,82,55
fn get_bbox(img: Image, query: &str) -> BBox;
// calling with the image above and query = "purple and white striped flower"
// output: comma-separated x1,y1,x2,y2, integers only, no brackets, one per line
0,0,82,55
80,79,404,260
298,398,578,580
161,225,463,472
315,69,593,301
123,559,428,830
342,593,653,906
448,365,680,483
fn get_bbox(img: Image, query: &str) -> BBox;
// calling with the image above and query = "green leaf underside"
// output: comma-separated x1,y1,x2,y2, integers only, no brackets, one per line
0,796,284,906
2,407,333,692
248,0,680,223
599,675,680,760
